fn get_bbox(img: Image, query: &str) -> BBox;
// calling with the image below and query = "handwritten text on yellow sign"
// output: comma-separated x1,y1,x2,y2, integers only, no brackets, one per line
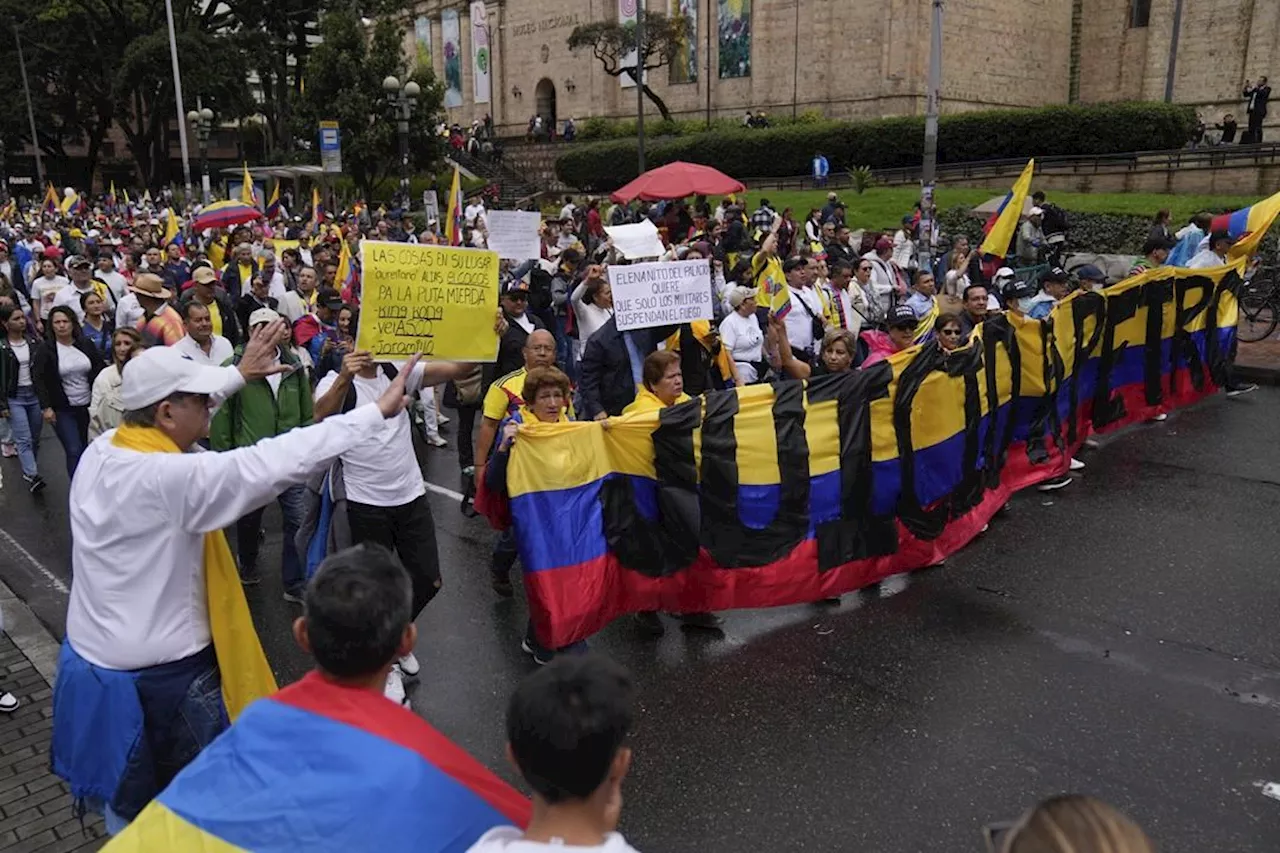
356,241,499,361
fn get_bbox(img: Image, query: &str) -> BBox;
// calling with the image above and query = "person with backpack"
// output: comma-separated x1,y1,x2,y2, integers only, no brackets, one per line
312,335,499,705
209,308,313,598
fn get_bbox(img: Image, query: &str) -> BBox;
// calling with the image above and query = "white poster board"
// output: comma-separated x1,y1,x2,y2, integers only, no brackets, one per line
485,210,542,259
608,260,714,331
604,219,665,260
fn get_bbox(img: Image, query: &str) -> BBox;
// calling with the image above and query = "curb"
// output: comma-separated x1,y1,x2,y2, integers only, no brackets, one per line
1232,363,1280,386
0,573,59,687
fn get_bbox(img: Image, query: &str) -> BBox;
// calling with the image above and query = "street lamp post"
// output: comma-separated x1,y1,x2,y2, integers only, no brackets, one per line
383,76,420,207
186,107,214,204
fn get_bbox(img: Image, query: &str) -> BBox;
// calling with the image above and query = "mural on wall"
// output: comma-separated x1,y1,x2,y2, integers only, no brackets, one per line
670,0,698,83
442,9,464,108
414,16,432,69
619,0,638,89
471,2,491,104
718,0,751,79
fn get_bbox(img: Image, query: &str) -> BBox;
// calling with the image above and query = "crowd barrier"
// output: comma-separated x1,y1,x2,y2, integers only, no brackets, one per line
502,262,1244,648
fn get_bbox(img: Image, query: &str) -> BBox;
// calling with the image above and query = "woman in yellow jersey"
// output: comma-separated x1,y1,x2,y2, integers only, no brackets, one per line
621,351,722,636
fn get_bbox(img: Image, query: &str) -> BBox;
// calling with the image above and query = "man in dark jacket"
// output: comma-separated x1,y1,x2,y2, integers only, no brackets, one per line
1244,77,1271,143
179,266,241,345
578,320,670,420
493,280,546,380
219,242,258,301
235,272,279,337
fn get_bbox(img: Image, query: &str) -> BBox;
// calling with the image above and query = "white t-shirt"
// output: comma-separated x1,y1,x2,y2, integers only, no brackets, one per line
10,340,32,387
57,342,92,406
52,284,101,322
719,309,763,364
512,313,535,334
783,286,825,353
173,334,233,367
314,366,426,507
116,293,145,329
465,202,488,228
95,269,128,302
32,275,69,319
467,828,640,853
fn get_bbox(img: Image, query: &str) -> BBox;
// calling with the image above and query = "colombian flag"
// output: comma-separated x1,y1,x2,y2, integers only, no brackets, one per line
103,672,530,852
61,192,82,216
107,181,118,214
979,158,1035,261
265,181,281,219
240,163,259,209
42,183,59,216
1211,189,1280,261
162,209,183,249
309,187,323,234
445,166,463,247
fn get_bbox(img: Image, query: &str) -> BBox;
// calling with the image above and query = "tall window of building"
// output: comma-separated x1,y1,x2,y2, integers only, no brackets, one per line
1128,0,1151,28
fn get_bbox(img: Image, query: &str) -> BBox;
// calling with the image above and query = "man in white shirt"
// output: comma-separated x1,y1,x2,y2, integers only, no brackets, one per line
862,237,900,319
94,253,128,303
1187,229,1234,269
558,196,576,223
173,302,234,366
54,322,419,831
53,255,115,321
314,342,495,701
258,249,288,301
464,197,488,230
279,265,319,324
781,257,828,359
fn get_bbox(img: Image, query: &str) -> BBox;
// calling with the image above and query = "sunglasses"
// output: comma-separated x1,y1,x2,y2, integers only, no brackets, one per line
858,266,872,272
940,328,962,337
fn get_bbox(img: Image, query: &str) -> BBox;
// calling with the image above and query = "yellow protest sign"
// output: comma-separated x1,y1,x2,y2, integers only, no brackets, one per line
356,240,500,361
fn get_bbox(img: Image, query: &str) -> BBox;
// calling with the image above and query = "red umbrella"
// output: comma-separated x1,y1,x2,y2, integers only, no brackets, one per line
609,161,746,203
190,200,263,232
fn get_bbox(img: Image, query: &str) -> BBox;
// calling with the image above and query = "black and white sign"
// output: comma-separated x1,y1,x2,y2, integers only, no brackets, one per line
608,260,713,331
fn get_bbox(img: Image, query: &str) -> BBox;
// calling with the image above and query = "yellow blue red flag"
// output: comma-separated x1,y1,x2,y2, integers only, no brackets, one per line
979,158,1035,260
445,166,463,246
1211,189,1280,260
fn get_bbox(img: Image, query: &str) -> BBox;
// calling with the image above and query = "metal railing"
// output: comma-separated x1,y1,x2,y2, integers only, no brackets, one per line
740,142,1280,191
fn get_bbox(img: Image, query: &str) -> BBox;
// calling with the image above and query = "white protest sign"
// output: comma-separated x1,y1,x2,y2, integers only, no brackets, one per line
608,260,714,331
604,219,665,260
484,210,543,260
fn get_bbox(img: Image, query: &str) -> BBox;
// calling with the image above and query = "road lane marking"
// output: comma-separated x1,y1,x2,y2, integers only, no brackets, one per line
1258,781,1280,803
0,528,69,595
423,479,466,502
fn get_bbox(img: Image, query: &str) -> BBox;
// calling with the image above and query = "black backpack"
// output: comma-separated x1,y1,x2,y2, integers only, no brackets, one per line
341,363,398,414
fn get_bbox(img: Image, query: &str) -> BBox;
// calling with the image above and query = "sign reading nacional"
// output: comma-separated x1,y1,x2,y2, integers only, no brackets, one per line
510,14,581,37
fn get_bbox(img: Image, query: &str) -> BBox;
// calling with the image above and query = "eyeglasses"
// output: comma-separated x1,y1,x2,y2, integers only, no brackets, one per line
858,266,872,272
940,328,962,337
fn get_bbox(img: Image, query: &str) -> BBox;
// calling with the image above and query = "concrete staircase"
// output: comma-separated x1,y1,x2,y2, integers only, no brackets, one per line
445,147,544,209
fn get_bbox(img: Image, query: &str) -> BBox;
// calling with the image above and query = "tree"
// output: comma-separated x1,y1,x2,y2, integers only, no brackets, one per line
292,3,444,198
567,13,687,123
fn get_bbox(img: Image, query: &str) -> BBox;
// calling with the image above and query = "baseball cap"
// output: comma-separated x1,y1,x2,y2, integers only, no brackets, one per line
248,307,281,327
1074,263,1106,282
993,266,1016,282
1142,235,1175,255
120,345,230,410
887,304,918,328
1002,278,1038,302
66,255,91,270
317,287,344,310
192,266,218,285
41,246,63,260
502,278,529,297
1209,229,1234,245
782,257,810,274
1043,266,1069,282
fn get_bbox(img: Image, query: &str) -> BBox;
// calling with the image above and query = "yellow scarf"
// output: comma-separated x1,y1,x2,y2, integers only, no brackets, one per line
111,425,277,720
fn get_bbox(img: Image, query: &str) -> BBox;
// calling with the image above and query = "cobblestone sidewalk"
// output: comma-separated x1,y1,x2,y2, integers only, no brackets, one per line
0,592,103,853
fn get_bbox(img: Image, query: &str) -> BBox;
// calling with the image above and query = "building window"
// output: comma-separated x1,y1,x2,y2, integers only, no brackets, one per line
1127,0,1151,28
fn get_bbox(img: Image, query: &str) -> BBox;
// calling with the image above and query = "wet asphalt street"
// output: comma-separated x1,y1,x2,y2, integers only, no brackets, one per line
1,391,1279,852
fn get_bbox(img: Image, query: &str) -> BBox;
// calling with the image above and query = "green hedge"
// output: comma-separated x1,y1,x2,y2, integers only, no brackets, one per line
555,102,1199,192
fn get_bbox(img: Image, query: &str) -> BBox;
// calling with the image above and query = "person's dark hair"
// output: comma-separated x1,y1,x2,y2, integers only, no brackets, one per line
1153,208,1170,224
522,366,571,406
1192,211,1213,231
180,300,210,322
78,289,105,313
828,259,853,278
962,282,988,301
506,654,634,804
1142,236,1171,256
304,543,412,679
934,311,963,333
2,303,24,326
1032,191,1046,204
583,276,609,306
47,305,81,339
783,256,809,274
641,349,680,390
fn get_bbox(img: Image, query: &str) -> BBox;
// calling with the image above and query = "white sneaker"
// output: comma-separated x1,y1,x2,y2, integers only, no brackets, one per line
0,692,18,713
399,651,420,677
1069,457,1086,471
437,414,450,425
1150,413,1168,422
384,665,408,707
1084,438,1102,449
427,435,448,448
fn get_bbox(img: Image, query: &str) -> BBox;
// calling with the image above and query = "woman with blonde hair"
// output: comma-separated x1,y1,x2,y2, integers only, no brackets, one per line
990,794,1155,853
88,327,143,439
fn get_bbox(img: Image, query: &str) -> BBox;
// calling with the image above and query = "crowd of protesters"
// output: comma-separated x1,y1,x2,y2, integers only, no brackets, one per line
0,181,1246,849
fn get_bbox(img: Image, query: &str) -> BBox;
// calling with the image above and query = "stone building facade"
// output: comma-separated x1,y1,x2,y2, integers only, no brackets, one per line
406,0,1280,138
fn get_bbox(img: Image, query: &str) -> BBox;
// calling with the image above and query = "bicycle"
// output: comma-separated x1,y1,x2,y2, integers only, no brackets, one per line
1237,265,1280,342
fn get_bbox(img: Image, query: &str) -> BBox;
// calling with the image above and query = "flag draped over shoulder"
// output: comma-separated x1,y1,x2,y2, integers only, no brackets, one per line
103,673,530,852
1211,189,1280,260
979,159,1035,260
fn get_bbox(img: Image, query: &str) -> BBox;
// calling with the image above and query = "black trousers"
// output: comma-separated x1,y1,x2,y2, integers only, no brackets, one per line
1248,112,1265,143
347,494,442,618
454,403,479,471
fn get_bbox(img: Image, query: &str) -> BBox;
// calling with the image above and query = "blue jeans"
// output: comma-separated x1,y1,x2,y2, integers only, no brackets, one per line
6,387,42,478
52,406,89,478
235,484,307,592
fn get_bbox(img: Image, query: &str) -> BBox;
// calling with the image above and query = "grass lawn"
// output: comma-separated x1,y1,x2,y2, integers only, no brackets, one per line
712,187,1258,232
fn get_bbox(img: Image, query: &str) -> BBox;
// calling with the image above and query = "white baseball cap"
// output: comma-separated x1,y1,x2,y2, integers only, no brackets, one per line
120,346,230,410
248,307,281,327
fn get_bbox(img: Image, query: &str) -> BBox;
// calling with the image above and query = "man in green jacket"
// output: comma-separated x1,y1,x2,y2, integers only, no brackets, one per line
210,307,313,599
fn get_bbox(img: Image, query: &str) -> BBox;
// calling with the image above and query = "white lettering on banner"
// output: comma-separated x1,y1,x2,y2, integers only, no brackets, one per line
608,260,714,331
485,211,543,260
